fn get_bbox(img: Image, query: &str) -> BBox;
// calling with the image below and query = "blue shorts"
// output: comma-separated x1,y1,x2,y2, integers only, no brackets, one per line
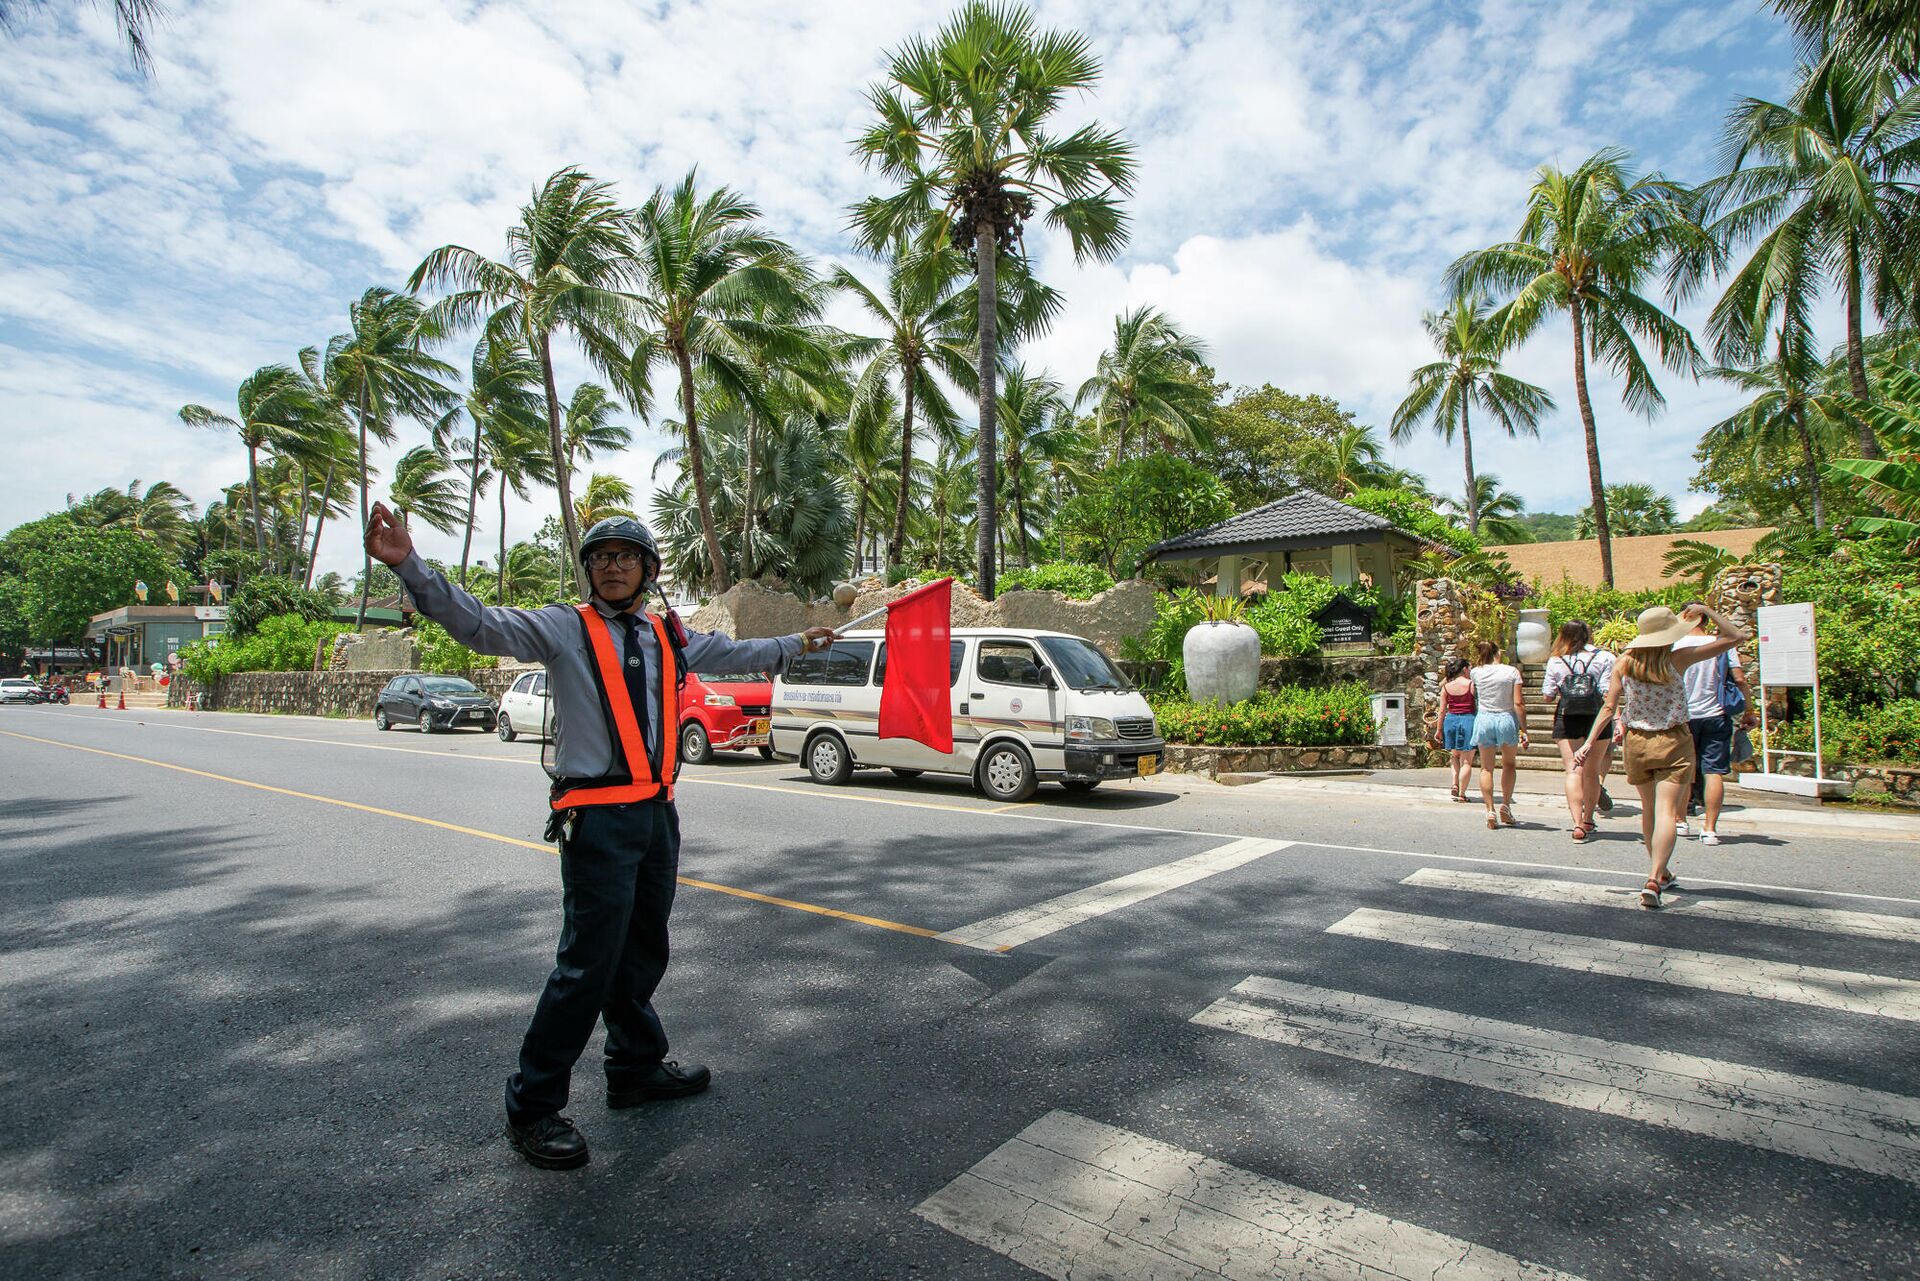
1470,711,1519,748
1690,715,1732,775
1443,713,1476,751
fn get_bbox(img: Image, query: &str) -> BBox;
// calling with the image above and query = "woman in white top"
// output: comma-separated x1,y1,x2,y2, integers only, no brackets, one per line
1575,603,1749,908
1543,620,1616,842
1468,640,1529,831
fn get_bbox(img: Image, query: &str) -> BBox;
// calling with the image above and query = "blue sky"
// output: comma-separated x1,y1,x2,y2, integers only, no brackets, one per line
0,0,1807,578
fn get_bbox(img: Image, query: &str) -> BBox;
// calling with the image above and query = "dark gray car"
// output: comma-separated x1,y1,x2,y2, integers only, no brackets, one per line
374,674,496,733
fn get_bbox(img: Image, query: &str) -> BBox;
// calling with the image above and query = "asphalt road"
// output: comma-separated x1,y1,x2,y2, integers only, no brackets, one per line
2,703,1917,1280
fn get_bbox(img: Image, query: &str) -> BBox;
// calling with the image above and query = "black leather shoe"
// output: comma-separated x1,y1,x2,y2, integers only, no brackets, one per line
607,1060,711,1108
506,1113,589,1170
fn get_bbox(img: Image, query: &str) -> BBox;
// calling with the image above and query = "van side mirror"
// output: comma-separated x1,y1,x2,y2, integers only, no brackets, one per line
1041,669,1058,690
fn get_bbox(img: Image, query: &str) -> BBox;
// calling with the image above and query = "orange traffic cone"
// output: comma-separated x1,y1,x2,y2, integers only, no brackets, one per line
97,687,107,708
116,688,126,711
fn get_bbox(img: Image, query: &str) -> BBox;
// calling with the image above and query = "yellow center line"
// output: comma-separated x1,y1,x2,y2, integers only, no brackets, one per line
0,728,943,942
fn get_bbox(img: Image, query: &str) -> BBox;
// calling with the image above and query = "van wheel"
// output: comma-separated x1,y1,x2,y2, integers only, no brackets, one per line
889,768,924,780
680,721,713,765
1062,779,1099,793
757,745,774,760
497,714,517,742
807,733,852,785
977,742,1037,803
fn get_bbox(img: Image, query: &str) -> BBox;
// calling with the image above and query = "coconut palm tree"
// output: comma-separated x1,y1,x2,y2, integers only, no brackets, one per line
0,0,164,74
852,0,1136,598
1830,364,1920,543
180,363,316,563
432,334,544,588
282,344,356,586
1391,293,1554,533
1770,0,1920,77
996,365,1088,566
919,446,978,572
1075,307,1213,460
1438,474,1533,544
1694,58,1920,461
323,287,458,628
64,478,195,557
452,407,555,605
409,167,639,594
1705,327,1850,529
621,171,820,593
1577,483,1678,538
571,473,636,529
477,542,562,605
1449,148,1708,587
388,445,466,536
1327,425,1396,497
561,382,631,474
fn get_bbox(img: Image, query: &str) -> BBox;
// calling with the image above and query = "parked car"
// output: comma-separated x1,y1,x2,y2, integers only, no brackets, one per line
373,673,496,732
0,677,39,705
496,669,553,742
769,627,1164,802
679,670,774,764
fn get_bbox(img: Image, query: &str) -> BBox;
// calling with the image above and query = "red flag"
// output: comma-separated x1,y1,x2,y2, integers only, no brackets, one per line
878,577,953,752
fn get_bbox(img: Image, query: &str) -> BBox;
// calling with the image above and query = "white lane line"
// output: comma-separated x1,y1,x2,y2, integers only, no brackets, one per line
1194,977,1920,1185
1401,868,1920,944
1327,909,1920,1022
935,838,1292,951
916,1109,1585,1281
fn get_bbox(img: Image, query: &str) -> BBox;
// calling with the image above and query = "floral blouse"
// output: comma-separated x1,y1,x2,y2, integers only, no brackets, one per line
1621,673,1689,732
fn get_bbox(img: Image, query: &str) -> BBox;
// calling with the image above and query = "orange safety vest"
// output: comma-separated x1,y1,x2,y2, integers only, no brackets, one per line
550,604,680,811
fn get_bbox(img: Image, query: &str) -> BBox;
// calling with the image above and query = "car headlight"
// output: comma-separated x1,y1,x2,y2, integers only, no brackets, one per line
704,693,736,707
430,698,453,709
1065,715,1119,743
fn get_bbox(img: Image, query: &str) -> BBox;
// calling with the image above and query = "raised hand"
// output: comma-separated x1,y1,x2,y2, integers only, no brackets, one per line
365,501,414,568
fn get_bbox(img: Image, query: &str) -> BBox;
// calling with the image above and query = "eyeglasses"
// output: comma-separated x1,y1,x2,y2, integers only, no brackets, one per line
586,550,647,570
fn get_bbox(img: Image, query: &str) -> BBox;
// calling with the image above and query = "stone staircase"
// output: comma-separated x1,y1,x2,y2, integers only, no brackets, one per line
1517,662,1563,772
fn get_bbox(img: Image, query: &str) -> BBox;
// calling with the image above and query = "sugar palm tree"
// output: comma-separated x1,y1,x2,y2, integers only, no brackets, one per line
1705,327,1850,529
0,1,164,74
1391,293,1554,533
1694,58,1920,461
324,287,458,628
1076,307,1213,459
64,478,194,557
180,363,316,562
621,171,820,593
1577,483,1678,538
1449,147,1708,586
388,445,465,536
409,167,639,594
1440,474,1532,544
853,0,1136,598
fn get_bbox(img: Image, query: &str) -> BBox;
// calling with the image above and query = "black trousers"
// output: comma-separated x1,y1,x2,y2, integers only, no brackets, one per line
505,800,679,1122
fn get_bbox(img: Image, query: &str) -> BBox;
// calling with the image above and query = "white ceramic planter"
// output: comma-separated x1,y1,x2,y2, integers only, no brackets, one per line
1515,607,1551,664
1183,620,1261,705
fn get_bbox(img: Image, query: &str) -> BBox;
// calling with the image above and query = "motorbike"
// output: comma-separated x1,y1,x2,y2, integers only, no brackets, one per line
34,682,70,705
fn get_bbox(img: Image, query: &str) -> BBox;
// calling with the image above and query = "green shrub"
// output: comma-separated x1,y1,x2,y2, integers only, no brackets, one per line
1149,681,1376,747
1127,574,1411,673
1763,700,1920,766
416,619,498,673
999,562,1115,598
179,613,351,683
1346,487,1480,556
1530,576,1691,637
1778,540,1920,708
226,575,335,638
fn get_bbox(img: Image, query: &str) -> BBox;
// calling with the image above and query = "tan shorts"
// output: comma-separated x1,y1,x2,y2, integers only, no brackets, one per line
1625,725,1696,788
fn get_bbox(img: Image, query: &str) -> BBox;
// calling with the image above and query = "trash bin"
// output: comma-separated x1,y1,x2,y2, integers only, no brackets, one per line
1369,693,1407,746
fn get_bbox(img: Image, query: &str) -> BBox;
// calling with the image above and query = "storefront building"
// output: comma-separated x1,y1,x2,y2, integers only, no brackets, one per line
86,605,229,673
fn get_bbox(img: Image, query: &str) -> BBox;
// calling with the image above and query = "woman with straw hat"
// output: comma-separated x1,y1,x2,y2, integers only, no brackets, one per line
1574,603,1749,908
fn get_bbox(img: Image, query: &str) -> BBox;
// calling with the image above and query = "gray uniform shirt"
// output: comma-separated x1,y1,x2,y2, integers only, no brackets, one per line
397,553,802,782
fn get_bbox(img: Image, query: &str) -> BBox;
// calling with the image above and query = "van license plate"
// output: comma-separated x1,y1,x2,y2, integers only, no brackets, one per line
1137,754,1158,776
751,717,770,734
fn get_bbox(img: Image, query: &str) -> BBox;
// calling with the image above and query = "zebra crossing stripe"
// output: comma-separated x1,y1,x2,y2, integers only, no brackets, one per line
1401,868,1920,944
915,1109,1586,1280
1193,977,1920,1184
1326,908,1920,1022
935,837,1291,951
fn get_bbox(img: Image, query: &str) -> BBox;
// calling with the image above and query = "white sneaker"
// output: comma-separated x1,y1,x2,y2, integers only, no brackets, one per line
1700,831,1721,846
1675,820,1689,838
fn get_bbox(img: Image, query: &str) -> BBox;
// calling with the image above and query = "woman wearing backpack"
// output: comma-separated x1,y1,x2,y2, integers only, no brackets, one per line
1574,603,1749,908
1543,621,1615,842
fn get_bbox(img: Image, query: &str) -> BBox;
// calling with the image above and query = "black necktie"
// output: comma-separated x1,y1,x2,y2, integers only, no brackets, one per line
616,613,652,759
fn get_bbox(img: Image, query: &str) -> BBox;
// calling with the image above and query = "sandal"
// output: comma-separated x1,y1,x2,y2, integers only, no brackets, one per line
1570,825,1589,842
1499,804,1516,827
1486,812,1498,831
1639,879,1664,909
1658,872,1678,891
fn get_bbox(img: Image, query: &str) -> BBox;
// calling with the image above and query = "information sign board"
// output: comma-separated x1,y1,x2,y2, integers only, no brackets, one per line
1756,602,1816,687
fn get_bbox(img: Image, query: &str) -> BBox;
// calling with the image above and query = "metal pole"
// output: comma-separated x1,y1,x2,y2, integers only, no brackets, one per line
1758,674,1772,775
1809,606,1825,785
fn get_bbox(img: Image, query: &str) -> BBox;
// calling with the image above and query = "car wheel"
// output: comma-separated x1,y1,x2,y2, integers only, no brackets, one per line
977,742,1037,802
1061,779,1100,793
497,714,517,742
418,709,435,734
757,745,774,761
680,721,713,765
375,708,389,731
889,767,924,780
806,733,852,785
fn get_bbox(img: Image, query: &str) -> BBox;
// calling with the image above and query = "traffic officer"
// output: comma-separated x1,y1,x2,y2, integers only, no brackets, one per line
364,502,834,1170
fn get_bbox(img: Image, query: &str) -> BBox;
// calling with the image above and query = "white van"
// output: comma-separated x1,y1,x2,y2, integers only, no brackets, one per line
770,627,1165,802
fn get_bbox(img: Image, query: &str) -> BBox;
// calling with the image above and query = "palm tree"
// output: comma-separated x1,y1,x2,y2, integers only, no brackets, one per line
324,287,458,628
1577,483,1678,538
1695,59,1920,461
920,446,978,572
1391,293,1554,533
1662,538,1741,589
996,365,1087,566
180,363,316,564
0,1,164,74
561,382,631,474
1705,327,1849,529
283,344,355,586
1450,147,1708,587
1440,474,1532,544
1328,425,1395,497
832,249,976,565
388,446,465,536
1076,307,1213,459
410,167,638,595
64,478,194,557
622,172,820,593
853,0,1136,598
433,334,545,588
478,542,561,605
454,407,555,605
571,473,636,529
1770,1,1920,77
1830,364,1920,543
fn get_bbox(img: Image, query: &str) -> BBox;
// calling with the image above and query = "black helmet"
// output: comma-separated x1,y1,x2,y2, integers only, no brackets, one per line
578,516,659,571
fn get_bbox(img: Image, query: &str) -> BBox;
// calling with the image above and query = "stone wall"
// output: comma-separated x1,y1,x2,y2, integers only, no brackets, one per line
1412,577,1472,745
1161,743,1429,779
334,629,419,671
1767,756,1919,808
167,668,521,717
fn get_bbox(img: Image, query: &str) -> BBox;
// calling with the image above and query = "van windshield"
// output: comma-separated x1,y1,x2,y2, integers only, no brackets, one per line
1036,636,1131,692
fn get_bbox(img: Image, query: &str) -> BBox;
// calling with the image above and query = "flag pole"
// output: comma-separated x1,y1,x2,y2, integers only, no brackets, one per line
829,577,952,637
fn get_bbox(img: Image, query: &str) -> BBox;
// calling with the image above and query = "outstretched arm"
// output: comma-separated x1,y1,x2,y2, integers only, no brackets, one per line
681,626,837,676
365,501,563,663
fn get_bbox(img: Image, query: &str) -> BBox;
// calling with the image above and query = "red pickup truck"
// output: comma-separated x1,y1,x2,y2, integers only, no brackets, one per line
678,670,774,763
